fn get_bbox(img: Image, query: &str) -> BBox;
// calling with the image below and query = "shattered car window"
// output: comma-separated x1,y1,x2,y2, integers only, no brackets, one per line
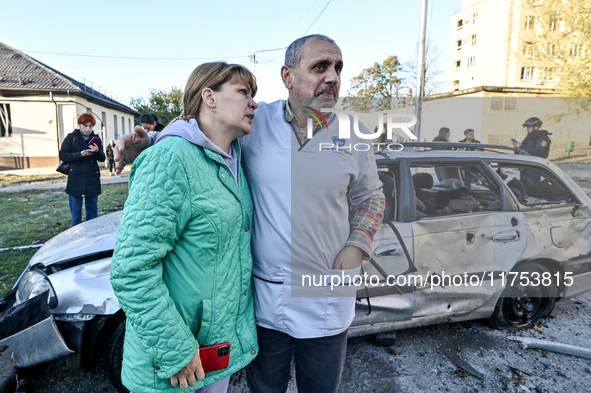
489,162,576,205
412,164,502,216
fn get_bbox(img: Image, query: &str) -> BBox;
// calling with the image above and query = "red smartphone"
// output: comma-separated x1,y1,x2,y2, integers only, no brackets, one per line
88,136,101,146
200,342,230,373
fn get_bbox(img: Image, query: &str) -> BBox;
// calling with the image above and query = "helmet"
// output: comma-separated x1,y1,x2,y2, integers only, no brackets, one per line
522,117,543,128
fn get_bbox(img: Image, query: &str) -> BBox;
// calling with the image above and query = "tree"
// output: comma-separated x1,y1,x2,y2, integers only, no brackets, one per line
343,56,403,112
530,0,591,97
130,87,183,126
402,40,445,97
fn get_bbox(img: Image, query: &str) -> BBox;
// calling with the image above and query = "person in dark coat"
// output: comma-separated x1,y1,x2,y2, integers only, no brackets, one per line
106,139,115,175
59,114,105,226
458,129,483,151
512,117,552,183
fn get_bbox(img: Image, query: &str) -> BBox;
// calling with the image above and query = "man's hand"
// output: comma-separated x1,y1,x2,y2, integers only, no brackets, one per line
512,140,522,149
332,245,365,270
114,126,150,174
170,346,205,390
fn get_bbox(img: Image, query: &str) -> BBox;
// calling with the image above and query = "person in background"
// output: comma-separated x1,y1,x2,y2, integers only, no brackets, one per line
512,117,551,158
458,129,482,151
433,127,450,143
111,62,258,393
512,117,552,183
58,114,105,226
140,113,165,146
106,139,115,176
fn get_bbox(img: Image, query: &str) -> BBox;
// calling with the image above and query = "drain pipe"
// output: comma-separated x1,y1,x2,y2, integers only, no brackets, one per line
50,92,61,152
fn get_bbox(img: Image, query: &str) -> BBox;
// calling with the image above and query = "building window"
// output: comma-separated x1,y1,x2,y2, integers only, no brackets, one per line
472,11,478,23
453,80,460,91
101,112,107,132
456,39,462,50
524,42,538,58
491,97,518,111
114,114,119,139
470,34,477,45
455,60,461,70
457,19,464,30
467,56,476,67
521,66,538,80
0,103,12,137
524,16,536,30
546,42,560,56
128,118,132,134
570,44,584,56
121,117,125,135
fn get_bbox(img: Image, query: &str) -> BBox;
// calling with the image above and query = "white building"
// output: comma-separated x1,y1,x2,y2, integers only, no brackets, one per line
0,41,138,170
448,0,558,91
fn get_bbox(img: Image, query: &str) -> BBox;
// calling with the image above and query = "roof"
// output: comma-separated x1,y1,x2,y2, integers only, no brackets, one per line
0,41,138,115
425,85,556,101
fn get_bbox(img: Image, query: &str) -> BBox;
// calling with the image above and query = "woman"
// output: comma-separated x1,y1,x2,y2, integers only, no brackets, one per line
111,62,258,393
106,139,116,175
432,127,451,142
141,113,165,132
59,113,105,226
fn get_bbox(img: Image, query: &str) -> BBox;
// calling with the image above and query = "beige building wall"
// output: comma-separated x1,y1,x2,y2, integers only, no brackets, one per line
0,94,135,169
449,0,558,92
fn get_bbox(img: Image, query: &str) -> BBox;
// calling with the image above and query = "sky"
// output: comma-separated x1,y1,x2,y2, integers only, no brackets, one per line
1,0,462,106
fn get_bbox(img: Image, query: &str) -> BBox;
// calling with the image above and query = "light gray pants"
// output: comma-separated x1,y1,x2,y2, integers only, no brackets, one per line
192,376,230,393
132,376,230,393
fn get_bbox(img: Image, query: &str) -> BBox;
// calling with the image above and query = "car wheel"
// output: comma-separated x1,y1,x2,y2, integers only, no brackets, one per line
107,320,130,393
488,261,557,329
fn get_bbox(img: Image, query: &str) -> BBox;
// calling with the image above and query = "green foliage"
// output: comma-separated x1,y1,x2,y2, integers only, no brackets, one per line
531,0,591,97
130,87,183,126
343,56,403,112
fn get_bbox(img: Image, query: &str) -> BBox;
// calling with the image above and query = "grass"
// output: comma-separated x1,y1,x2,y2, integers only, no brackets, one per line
0,173,67,187
0,183,128,296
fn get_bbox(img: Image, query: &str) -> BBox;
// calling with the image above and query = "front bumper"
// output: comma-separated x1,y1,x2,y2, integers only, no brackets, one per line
0,291,73,368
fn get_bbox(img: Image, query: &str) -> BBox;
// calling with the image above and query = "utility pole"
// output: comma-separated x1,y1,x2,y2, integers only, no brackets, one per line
415,0,428,141
250,47,287,77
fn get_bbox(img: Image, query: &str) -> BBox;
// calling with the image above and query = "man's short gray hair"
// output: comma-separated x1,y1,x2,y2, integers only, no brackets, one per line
284,35,337,68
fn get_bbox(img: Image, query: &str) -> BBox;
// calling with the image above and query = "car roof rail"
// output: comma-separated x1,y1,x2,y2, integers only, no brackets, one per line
389,142,519,153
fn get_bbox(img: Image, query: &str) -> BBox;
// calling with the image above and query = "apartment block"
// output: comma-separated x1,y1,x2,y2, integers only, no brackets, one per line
449,0,558,91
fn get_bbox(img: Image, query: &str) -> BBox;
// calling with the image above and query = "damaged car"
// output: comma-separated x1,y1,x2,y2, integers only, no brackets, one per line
0,143,590,392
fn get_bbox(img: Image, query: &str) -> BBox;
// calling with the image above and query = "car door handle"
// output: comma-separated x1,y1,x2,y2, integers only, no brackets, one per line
492,230,520,243
374,243,403,257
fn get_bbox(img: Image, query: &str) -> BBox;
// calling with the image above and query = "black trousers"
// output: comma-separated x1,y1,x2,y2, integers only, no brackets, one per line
246,325,348,393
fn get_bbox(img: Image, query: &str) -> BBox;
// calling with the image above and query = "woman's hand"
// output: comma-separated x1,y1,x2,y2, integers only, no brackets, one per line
81,143,99,157
170,345,205,390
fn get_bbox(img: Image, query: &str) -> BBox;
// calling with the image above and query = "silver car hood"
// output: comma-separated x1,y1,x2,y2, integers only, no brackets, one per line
29,211,123,267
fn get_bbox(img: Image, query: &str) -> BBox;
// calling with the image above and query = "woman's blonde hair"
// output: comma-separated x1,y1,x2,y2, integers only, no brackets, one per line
175,62,257,123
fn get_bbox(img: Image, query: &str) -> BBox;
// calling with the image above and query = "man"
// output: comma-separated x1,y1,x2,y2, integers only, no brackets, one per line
115,35,384,393
458,129,482,151
511,117,551,158
512,117,552,183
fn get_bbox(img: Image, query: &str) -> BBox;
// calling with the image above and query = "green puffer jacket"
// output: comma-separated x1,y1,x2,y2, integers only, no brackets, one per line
111,136,257,393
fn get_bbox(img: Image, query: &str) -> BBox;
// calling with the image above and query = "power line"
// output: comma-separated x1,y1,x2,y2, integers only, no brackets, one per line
23,50,249,61
301,0,333,36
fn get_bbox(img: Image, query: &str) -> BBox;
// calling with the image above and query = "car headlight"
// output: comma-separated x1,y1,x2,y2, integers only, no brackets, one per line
15,270,58,308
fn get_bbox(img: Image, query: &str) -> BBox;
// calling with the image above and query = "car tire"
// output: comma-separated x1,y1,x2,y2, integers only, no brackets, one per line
107,320,130,393
488,261,557,329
